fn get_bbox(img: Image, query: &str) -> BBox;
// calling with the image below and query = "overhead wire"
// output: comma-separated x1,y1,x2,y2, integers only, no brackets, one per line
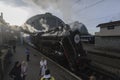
76,0,106,13
73,0,120,23
80,12,120,23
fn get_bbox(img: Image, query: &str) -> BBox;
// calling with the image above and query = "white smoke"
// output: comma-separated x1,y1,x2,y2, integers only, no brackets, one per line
0,0,81,23
0,0,29,7
22,23,40,33
39,18,49,32
24,0,81,23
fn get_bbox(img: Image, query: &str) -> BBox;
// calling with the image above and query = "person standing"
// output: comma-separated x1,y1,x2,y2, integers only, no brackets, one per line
39,57,47,77
21,61,28,80
89,73,96,80
7,47,13,64
40,69,55,80
9,61,22,80
25,47,30,61
13,45,16,53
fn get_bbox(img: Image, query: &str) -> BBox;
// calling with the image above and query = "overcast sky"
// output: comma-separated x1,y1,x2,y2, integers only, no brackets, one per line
0,0,120,34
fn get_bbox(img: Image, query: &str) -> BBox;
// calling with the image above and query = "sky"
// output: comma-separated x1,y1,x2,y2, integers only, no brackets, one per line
0,0,120,34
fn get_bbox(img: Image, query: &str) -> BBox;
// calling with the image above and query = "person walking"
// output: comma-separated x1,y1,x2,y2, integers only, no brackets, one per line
25,47,30,61
40,69,55,80
21,61,28,80
13,45,16,53
7,47,13,64
39,57,47,77
9,61,22,80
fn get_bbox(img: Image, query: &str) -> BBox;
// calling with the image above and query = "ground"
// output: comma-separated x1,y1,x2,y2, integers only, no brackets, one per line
3,44,81,80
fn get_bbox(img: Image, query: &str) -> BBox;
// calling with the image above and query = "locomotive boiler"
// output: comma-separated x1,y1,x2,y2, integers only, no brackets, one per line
31,26,90,72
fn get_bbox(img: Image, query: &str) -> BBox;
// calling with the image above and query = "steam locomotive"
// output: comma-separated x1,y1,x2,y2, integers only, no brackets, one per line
30,27,90,72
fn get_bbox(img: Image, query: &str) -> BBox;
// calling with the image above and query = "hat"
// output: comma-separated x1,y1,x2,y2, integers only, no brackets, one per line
43,69,51,78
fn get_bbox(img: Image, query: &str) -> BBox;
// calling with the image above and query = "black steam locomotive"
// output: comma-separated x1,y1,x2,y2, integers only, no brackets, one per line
31,28,90,72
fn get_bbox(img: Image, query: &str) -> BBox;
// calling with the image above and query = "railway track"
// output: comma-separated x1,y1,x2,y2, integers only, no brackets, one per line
28,42,119,80
35,48,118,80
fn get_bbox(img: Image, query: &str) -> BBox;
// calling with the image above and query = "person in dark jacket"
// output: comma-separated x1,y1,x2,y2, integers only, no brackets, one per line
13,45,16,53
25,47,30,61
9,61,22,80
7,47,13,64
40,69,55,80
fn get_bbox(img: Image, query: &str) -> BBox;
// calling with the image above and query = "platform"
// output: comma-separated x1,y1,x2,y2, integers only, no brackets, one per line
3,44,81,80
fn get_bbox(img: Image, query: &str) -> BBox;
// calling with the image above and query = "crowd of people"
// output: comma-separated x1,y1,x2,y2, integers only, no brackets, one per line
9,61,28,80
9,47,55,80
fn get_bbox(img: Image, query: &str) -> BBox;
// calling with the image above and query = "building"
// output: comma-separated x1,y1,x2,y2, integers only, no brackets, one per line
0,12,3,20
89,21,120,78
0,12,4,45
95,20,120,51
0,12,21,46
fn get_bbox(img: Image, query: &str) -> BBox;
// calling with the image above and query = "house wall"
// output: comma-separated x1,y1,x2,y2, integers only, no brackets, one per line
95,26,120,36
95,36,120,51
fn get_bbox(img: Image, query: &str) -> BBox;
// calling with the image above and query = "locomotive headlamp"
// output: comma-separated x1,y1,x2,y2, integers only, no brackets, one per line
74,34,80,44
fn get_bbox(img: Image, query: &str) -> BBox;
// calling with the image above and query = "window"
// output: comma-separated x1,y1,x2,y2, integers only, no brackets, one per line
107,26,114,30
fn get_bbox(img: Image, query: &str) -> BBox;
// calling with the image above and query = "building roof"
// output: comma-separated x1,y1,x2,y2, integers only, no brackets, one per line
97,20,120,27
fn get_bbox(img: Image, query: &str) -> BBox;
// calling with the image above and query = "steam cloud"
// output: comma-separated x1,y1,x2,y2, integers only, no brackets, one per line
0,0,81,23
0,0,28,7
25,0,81,23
